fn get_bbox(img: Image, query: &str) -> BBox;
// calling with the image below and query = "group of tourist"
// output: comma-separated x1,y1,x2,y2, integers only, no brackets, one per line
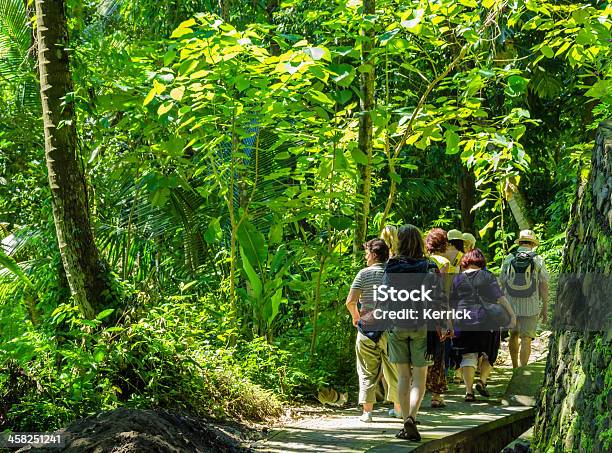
345,225,549,441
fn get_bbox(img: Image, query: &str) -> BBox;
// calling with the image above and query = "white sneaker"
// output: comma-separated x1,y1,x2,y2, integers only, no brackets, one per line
360,411,373,422
388,408,402,418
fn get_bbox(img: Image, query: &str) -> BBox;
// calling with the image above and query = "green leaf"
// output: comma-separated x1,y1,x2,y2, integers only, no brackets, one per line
471,198,488,212
143,87,156,106
94,349,106,363
309,90,334,106
157,101,173,116
329,64,355,87
335,89,352,104
479,220,494,238
350,147,368,165
319,159,332,178
378,29,399,45
505,75,529,97
170,86,185,101
389,172,402,184
267,288,283,326
329,216,353,230
401,9,424,33
585,79,612,102
304,46,330,61
269,223,283,244
240,247,263,298
96,309,115,320
0,249,34,288
235,76,250,92
555,41,571,57
445,130,460,155
237,221,268,270
204,218,223,243
541,45,554,58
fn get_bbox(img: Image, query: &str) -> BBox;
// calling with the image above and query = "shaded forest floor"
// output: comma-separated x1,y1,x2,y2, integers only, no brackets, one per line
12,333,550,453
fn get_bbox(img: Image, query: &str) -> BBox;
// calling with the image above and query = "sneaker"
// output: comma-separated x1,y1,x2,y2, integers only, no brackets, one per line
360,411,373,422
388,408,402,418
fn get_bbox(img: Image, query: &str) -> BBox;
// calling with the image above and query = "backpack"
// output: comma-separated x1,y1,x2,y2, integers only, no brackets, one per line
463,271,511,330
379,257,440,329
504,251,539,297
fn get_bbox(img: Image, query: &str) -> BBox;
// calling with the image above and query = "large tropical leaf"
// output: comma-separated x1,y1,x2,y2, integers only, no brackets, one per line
0,247,33,288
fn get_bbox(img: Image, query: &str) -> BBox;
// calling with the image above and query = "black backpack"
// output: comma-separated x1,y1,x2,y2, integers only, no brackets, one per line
380,257,440,329
464,271,511,330
504,251,538,297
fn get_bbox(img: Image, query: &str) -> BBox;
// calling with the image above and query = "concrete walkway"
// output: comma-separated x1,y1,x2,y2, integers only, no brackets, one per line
254,363,542,452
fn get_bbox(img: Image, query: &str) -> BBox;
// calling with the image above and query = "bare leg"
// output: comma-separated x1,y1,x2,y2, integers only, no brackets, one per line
480,359,492,384
409,366,427,419
520,337,532,367
509,332,519,368
396,363,412,422
394,402,402,413
462,366,475,395
363,402,374,413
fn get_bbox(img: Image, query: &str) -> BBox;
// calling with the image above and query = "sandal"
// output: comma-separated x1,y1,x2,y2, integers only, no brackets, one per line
464,393,476,402
395,416,421,441
476,380,490,397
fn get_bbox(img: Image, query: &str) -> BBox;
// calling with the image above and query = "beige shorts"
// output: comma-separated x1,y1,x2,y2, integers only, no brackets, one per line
510,315,538,339
387,327,431,367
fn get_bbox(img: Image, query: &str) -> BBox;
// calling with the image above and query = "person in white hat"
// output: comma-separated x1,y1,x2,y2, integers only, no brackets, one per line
500,230,549,368
445,229,464,273
463,233,476,252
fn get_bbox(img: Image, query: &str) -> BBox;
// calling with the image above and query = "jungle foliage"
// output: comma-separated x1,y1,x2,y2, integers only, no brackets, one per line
0,0,610,431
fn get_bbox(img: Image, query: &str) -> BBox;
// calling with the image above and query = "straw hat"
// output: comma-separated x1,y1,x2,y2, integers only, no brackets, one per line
447,229,463,241
515,229,540,246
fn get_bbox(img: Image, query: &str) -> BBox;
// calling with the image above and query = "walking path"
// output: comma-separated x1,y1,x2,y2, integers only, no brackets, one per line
254,353,547,452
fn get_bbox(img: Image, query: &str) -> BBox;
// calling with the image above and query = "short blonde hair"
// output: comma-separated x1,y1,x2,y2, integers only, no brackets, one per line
381,225,398,257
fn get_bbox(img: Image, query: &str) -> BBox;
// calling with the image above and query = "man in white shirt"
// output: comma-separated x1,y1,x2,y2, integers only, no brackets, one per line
500,230,549,368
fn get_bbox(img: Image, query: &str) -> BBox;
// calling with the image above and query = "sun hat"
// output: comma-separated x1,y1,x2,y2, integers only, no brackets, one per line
447,229,463,241
515,229,540,246
462,233,476,246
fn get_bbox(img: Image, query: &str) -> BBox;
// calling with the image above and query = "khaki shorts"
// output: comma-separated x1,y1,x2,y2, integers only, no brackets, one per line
510,315,538,339
387,327,431,367
356,332,399,404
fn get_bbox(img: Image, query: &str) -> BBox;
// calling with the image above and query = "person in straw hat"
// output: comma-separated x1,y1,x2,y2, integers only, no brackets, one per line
500,230,549,368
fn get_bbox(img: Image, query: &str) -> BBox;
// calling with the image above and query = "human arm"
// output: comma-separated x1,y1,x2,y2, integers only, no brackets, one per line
497,295,517,329
537,258,550,323
345,288,362,327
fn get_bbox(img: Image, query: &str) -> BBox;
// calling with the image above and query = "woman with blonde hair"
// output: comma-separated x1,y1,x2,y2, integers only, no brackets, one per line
463,233,476,252
381,225,398,258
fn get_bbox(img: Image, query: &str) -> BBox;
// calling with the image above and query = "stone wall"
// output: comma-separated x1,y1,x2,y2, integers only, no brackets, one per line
533,121,612,452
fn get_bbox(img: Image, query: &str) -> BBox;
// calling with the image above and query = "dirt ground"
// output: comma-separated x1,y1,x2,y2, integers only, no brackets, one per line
496,330,551,367
16,408,260,453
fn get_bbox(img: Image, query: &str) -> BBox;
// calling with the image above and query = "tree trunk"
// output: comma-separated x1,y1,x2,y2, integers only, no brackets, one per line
458,165,476,233
533,121,611,452
35,0,113,319
353,0,375,257
266,0,281,56
506,191,532,230
504,176,532,229
218,0,231,22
